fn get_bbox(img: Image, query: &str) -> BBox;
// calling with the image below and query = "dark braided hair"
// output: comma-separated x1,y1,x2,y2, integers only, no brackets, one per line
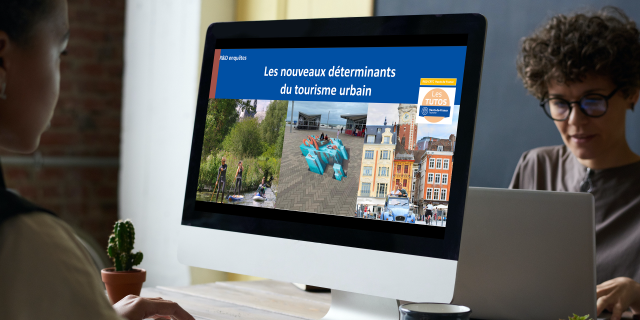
0,0,53,45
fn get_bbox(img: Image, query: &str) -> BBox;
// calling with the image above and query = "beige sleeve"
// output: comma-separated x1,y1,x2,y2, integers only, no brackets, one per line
0,213,124,320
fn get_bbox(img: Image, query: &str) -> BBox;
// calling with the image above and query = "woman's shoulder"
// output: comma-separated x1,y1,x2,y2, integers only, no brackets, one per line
1,212,80,251
518,145,572,165
3,211,63,230
0,212,122,318
0,212,100,290
511,145,582,190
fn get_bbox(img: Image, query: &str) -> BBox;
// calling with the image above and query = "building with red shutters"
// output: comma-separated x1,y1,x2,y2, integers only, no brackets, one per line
420,134,456,205
390,142,414,197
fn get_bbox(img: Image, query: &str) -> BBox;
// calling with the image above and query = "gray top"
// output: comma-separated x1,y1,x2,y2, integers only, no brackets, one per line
510,145,640,284
217,164,227,183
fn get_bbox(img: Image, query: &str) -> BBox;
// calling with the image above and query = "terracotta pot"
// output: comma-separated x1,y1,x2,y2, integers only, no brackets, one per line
101,267,146,304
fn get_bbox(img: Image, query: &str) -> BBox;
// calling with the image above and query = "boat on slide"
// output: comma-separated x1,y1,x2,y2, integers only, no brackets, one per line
227,195,244,202
252,193,266,201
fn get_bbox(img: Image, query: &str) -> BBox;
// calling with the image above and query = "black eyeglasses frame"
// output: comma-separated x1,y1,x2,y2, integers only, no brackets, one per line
539,87,620,121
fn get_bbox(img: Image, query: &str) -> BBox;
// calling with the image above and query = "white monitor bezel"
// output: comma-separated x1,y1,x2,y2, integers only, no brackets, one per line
179,225,457,302
179,14,486,302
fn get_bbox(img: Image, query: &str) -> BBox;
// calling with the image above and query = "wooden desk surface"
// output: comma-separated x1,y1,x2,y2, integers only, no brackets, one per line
142,280,637,320
141,280,330,320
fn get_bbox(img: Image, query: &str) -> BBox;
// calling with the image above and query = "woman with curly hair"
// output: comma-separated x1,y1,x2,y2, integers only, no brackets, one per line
0,0,194,319
511,7,640,319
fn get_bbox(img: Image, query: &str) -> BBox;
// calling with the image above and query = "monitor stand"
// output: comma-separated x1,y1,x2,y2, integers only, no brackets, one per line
322,290,399,320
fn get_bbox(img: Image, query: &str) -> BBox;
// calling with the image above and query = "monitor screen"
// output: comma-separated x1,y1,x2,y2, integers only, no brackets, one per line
184,32,476,258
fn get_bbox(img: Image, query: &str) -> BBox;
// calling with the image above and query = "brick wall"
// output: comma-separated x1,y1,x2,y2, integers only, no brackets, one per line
0,0,125,247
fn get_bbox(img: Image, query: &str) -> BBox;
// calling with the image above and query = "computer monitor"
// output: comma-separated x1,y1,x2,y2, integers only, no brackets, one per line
179,14,486,319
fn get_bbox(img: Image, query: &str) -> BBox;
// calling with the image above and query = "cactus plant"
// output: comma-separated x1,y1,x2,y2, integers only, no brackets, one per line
107,219,143,271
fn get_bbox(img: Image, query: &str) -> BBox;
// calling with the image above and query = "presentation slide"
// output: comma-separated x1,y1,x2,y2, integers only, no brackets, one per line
196,46,466,227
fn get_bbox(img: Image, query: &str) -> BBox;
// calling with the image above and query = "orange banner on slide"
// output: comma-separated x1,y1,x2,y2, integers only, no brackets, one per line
420,78,456,86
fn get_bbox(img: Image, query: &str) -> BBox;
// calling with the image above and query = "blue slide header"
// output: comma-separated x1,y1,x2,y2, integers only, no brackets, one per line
213,46,467,104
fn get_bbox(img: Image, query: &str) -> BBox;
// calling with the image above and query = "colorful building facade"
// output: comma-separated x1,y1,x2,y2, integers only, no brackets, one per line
421,150,454,205
390,143,414,197
356,125,397,215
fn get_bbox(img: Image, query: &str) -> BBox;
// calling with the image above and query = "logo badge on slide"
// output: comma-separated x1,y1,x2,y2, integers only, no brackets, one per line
417,87,456,125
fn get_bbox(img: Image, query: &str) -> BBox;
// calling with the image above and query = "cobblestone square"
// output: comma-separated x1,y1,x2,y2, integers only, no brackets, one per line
275,125,364,216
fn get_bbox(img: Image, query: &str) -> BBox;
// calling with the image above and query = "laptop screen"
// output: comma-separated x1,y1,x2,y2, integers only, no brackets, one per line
192,34,467,241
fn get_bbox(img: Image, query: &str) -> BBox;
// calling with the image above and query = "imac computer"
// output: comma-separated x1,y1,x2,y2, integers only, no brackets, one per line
179,14,486,319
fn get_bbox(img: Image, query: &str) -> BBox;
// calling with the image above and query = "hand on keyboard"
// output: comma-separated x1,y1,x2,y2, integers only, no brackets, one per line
596,277,640,320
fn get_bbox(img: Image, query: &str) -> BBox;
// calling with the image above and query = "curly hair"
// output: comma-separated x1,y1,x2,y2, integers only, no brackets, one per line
517,6,640,102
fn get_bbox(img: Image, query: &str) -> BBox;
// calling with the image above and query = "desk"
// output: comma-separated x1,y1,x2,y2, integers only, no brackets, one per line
142,280,637,320
141,280,330,320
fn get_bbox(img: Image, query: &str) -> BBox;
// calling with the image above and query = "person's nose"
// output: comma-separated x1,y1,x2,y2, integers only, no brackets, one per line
566,102,589,126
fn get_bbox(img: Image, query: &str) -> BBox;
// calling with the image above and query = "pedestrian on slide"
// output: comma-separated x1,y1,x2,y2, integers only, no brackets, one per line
234,161,243,195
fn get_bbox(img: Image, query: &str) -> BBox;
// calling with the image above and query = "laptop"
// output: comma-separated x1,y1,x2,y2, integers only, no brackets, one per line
452,187,596,320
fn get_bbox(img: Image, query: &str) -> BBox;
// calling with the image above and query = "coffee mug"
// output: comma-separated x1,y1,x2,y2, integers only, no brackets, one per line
399,303,471,320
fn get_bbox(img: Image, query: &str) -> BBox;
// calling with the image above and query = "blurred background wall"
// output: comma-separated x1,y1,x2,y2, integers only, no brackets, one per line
0,0,124,251
376,0,640,188
119,0,201,287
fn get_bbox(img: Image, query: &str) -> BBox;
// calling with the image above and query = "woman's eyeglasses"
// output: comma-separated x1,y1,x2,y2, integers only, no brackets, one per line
540,87,619,121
